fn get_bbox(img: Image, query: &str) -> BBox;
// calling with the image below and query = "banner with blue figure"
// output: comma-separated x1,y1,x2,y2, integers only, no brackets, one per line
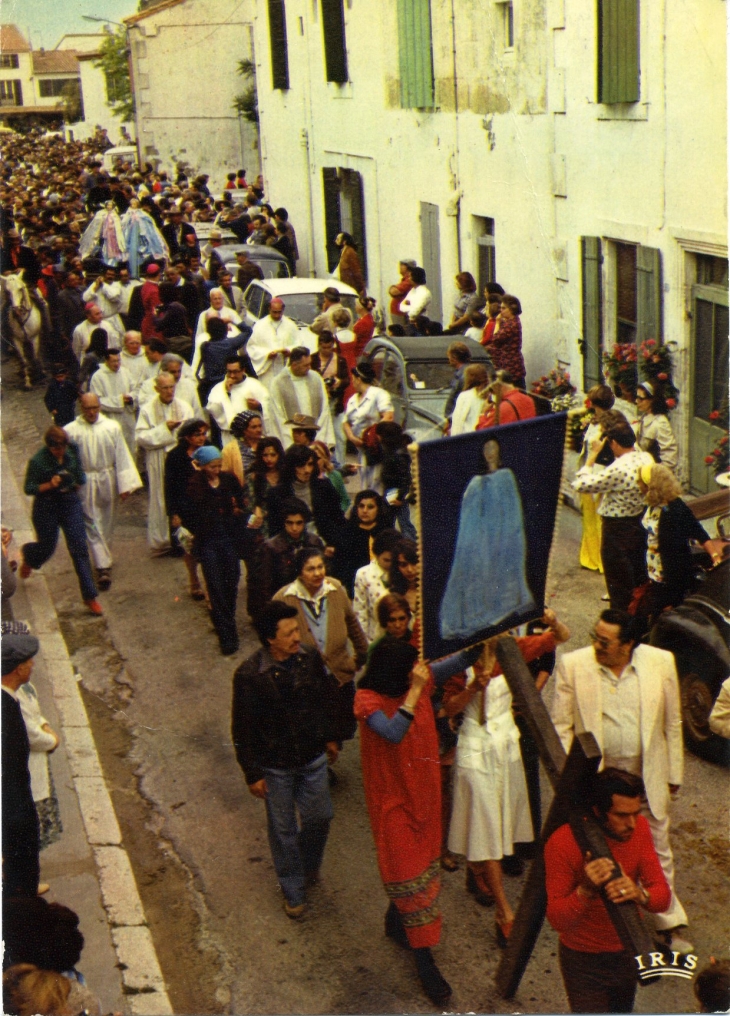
413,413,568,660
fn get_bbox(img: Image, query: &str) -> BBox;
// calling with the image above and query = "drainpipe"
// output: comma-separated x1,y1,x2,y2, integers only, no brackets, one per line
450,0,462,271
300,128,316,277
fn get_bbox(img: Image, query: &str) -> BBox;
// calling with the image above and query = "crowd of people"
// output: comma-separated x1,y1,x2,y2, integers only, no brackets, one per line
2,127,729,1015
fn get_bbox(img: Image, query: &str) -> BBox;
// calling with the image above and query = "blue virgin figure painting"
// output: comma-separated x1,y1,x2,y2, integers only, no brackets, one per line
439,439,535,639
415,412,567,660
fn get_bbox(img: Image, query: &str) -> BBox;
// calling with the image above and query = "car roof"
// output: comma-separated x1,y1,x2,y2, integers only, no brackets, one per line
221,243,288,262
364,335,492,360
246,278,359,296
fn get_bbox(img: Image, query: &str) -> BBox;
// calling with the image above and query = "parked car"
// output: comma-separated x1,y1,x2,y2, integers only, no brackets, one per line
649,495,730,765
220,243,291,279
193,222,238,243
360,335,499,442
240,278,359,332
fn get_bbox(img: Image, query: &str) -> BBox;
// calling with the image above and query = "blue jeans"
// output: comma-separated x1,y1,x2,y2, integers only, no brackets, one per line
392,501,417,541
262,753,333,906
23,492,97,601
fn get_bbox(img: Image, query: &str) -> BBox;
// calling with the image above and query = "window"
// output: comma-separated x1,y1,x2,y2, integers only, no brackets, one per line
597,0,639,103
503,1,515,49
474,217,496,294
397,0,434,109
0,79,22,106
321,0,348,83
579,237,662,390
38,79,69,98
322,167,367,283
689,254,728,493
0,54,19,69
105,73,126,105
268,0,290,90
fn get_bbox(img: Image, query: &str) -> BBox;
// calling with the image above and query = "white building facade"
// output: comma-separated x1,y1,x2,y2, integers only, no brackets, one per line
253,0,727,491
125,0,260,191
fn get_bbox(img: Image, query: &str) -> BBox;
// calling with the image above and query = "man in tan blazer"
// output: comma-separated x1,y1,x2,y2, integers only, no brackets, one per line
273,547,368,745
551,608,690,952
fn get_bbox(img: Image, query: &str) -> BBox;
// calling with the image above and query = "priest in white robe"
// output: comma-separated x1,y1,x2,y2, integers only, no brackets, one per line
83,269,125,343
136,373,194,554
89,348,137,454
269,346,335,448
64,393,142,588
137,354,203,417
121,331,148,396
245,298,299,392
205,354,270,443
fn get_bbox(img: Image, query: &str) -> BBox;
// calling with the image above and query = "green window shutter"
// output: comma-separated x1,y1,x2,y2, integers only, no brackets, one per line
321,0,348,84
581,236,604,391
598,0,639,104
347,169,367,285
268,0,290,90
397,0,435,109
636,245,663,345
322,168,342,272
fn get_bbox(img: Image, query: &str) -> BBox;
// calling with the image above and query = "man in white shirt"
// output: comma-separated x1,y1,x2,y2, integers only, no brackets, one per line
82,266,125,342
120,331,147,394
269,346,335,448
400,266,432,331
138,354,203,416
72,303,107,363
552,608,690,954
246,298,299,392
89,348,137,454
572,419,653,610
205,354,269,443
64,393,141,589
136,372,194,554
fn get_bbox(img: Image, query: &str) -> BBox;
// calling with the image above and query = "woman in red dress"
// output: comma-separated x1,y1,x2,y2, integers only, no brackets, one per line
354,604,480,1007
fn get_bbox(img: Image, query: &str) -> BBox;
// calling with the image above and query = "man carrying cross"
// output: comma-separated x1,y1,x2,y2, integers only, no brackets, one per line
545,767,671,1014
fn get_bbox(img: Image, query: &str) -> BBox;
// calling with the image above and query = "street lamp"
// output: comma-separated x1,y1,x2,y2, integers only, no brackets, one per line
81,15,126,27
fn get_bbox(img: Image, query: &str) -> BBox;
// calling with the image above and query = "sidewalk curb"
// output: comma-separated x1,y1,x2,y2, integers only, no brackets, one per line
2,441,174,1015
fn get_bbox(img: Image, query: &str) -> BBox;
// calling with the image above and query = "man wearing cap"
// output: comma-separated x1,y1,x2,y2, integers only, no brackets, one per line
205,354,270,444
83,266,125,343
310,287,344,337
234,248,264,292
89,348,137,454
71,302,106,363
2,629,41,895
270,347,336,449
136,372,195,554
161,209,197,260
203,229,225,286
388,260,416,327
1,227,41,284
64,393,142,591
246,298,299,392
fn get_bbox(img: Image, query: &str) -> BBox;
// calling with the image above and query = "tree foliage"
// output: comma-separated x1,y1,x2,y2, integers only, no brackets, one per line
61,80,84,123
95,26,135,123
233,58,259,125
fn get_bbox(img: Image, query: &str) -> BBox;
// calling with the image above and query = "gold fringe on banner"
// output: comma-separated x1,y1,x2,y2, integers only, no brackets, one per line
407,441,425,662
544,409,581,605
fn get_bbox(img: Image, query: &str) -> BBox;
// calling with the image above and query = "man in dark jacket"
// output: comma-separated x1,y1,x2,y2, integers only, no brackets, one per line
2,628,41,895
232,601,340,918
259,498,324,602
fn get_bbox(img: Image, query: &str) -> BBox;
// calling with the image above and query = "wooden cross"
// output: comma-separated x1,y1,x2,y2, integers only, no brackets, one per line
494,637,655,999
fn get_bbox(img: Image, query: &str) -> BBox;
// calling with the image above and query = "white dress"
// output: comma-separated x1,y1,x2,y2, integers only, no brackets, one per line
448,668,533,861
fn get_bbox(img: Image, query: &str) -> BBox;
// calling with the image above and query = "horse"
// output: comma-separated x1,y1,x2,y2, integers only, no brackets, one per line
0,272,46,389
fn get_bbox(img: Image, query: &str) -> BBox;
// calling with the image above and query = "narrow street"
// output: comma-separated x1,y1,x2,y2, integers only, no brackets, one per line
3,367,728,1015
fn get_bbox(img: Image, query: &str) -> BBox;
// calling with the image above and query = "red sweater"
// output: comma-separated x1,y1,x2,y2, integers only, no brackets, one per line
545,816,670,953
476,389,536,429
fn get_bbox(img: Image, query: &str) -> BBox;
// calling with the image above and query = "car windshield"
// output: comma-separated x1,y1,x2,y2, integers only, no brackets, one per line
406,361,458,390
254,258,291,279
261,292,358,324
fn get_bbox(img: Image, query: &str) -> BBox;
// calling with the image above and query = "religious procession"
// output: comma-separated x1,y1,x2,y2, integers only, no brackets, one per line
1,3,729,1015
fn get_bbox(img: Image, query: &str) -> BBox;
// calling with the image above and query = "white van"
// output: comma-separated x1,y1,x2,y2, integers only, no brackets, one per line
102,146,138,172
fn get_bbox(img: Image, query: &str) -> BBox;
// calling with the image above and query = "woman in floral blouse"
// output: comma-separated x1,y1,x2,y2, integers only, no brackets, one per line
488,295,526,387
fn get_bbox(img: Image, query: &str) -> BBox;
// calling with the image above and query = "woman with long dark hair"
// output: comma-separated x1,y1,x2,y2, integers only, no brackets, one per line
247,436,284,537
635,382,679,473
267,445,345,550
164,418,210,601
333,488,393,596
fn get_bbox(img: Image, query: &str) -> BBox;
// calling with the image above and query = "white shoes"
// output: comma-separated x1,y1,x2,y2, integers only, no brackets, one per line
656,928,695,953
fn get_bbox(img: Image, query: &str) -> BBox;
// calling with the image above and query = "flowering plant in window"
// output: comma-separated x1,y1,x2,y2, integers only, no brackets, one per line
530,365,576,400
705,432,729,476
603,342,638,391
568,407,593,453
637,339,680,408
